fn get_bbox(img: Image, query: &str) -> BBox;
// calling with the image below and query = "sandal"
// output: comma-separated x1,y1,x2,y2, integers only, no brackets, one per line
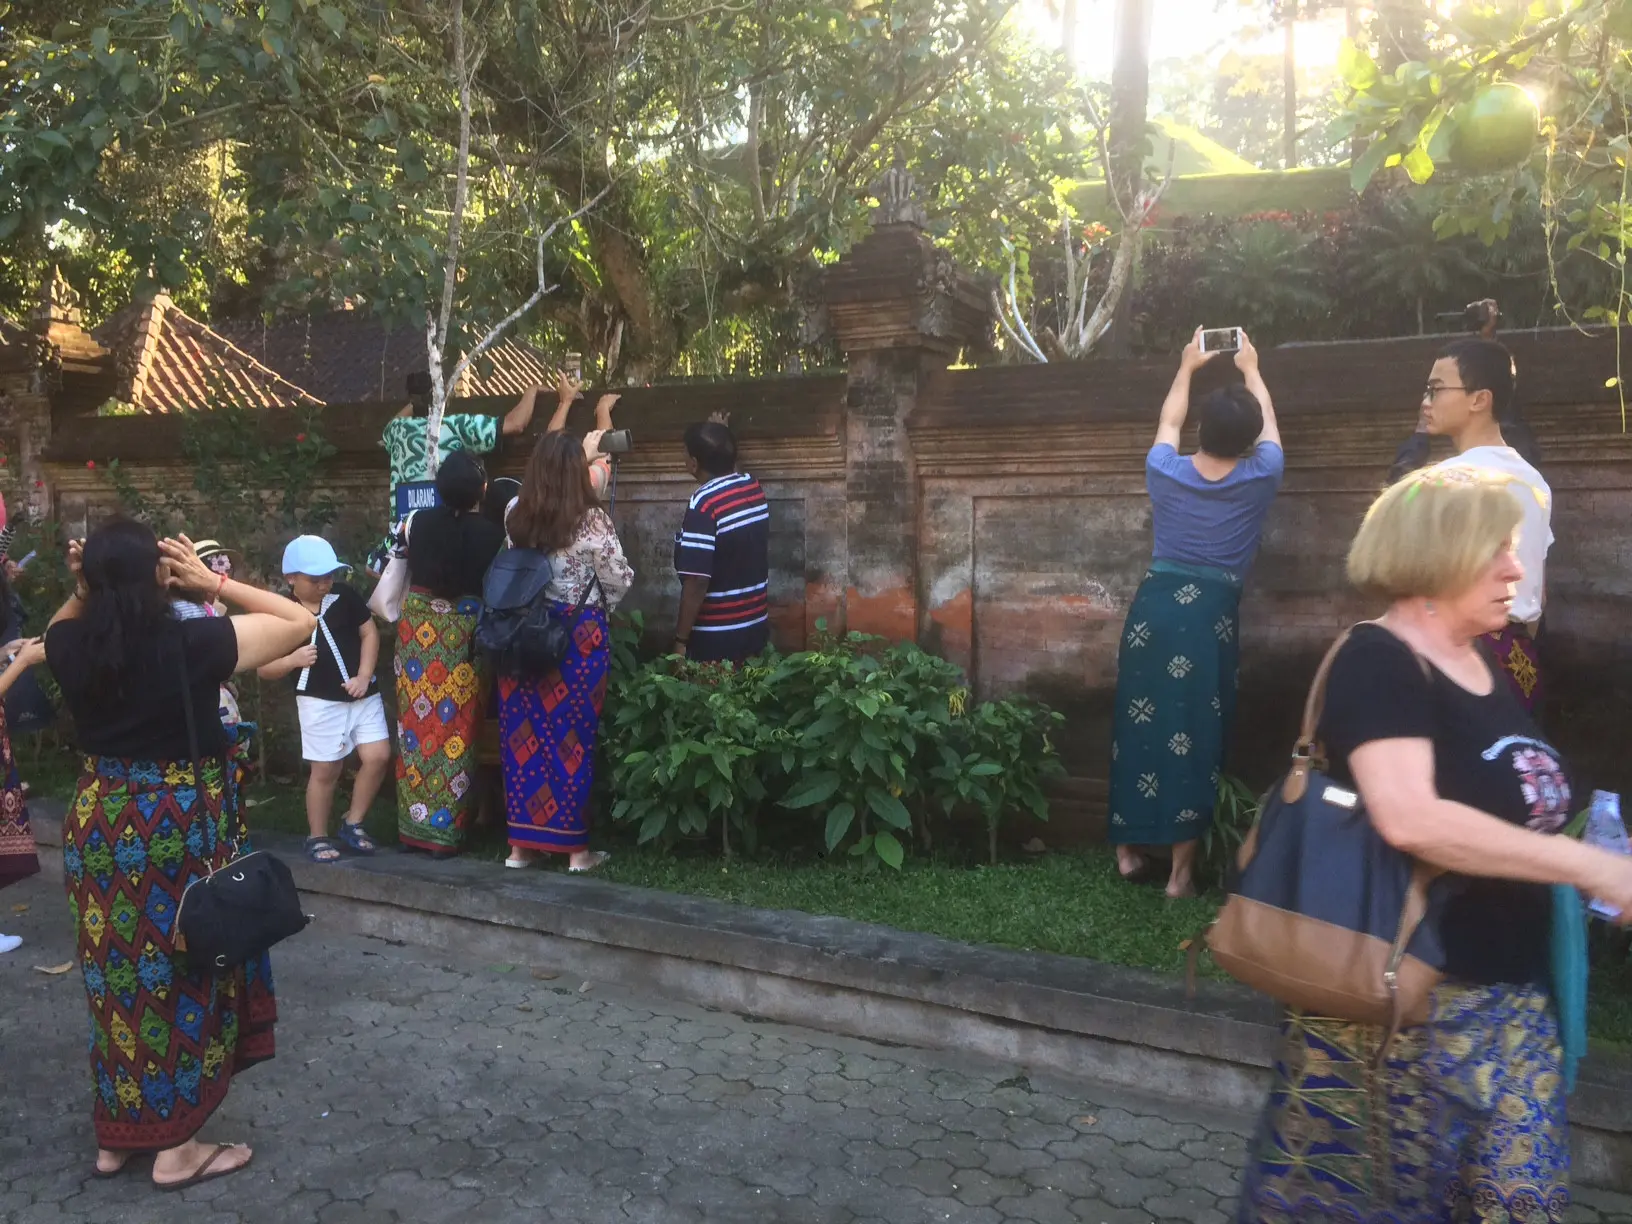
92,1151,149,1180
337,822,377,855
568,851,611,874
304,836,342,863
154,1143,252,1192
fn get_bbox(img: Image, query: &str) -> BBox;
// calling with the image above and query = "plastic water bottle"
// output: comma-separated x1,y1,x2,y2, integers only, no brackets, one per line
1584,791,1629,920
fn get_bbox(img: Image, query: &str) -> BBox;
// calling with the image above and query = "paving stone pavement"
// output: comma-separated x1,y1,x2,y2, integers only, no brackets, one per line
3,871,1630,1224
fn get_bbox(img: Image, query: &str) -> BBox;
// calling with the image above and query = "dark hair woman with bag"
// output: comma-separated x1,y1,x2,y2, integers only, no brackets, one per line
500,431,632,873
1236,468,1632,1223
394,450,505,857
43,519,314,1189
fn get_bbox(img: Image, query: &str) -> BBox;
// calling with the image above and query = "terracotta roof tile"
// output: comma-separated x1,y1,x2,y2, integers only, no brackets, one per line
93,297,322,412
209,312,556,404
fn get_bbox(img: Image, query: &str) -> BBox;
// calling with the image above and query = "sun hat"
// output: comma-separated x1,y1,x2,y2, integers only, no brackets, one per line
191,539,232,561
281,535,350,577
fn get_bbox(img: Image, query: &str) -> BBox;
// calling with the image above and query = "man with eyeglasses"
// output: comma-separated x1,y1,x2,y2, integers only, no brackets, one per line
1387,334,1553,714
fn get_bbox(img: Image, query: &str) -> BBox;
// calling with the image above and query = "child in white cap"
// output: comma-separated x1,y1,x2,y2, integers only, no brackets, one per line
258,536,390,862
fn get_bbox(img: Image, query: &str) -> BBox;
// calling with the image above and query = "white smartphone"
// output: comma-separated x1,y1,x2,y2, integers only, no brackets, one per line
1199,327,1243,354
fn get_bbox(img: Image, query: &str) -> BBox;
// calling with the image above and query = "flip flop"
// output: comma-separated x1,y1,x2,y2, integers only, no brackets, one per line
568,851,611,874
337,822,377,855
304,836,342,863
154,1143,252,1193
92,1152,149,1180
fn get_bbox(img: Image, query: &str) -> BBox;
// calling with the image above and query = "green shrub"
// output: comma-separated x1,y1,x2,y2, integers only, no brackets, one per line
603,627,1064,869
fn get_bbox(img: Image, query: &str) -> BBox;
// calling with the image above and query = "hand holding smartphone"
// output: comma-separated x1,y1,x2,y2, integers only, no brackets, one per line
1199,327,1243,355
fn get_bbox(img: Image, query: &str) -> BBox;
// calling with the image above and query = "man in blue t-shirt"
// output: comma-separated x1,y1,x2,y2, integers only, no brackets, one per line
671,418,771,663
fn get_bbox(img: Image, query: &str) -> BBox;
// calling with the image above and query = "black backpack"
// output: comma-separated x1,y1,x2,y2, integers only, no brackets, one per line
476,547,557,679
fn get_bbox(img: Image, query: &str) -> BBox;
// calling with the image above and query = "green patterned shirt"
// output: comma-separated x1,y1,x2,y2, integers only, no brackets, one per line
379,412,499,526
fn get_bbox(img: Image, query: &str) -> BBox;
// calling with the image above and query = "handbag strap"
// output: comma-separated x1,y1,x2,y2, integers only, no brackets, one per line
176,627,235,858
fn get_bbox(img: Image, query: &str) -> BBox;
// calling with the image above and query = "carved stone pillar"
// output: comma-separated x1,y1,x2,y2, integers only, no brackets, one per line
821,166,990,641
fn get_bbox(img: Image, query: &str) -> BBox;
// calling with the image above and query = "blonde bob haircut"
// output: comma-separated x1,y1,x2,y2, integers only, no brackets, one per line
1347,467,1524,601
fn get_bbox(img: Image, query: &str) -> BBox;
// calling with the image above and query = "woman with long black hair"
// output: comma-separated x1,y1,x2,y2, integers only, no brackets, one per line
44,519,313,1189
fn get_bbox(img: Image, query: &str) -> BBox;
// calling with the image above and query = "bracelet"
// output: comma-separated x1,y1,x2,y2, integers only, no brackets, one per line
674,635,689,645
215,573,229,601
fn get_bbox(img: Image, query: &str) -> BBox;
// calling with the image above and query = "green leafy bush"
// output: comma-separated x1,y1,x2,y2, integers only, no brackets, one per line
603,628,1064,869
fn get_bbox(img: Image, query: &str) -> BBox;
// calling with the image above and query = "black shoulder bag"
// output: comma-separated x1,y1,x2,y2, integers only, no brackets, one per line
174,631,309,971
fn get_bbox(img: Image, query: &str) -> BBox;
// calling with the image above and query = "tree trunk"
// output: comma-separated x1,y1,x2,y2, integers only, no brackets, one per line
1105,0,1151,358
581,186,680,384
1062,0,1079,63
1283,5,1297,170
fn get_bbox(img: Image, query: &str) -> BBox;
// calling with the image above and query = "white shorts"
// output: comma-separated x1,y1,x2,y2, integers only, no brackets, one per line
296,693,390,763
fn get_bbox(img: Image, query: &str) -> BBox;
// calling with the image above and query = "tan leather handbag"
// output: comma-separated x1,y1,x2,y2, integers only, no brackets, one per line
1196,624,1446,1059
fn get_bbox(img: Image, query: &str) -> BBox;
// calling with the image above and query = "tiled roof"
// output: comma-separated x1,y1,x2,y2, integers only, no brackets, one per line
209,312,556,404
93,296,322,412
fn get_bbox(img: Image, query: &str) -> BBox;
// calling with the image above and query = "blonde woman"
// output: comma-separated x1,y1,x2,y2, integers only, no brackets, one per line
1237,467,1632,1223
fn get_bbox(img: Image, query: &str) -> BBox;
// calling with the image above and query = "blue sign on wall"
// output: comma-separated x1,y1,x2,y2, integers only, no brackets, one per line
395,481,441,518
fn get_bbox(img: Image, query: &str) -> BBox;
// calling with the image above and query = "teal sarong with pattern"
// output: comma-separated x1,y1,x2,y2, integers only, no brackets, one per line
1107,560,1241,846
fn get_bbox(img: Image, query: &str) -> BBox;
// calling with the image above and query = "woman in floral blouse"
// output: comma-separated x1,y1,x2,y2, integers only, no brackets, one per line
500,431,633,872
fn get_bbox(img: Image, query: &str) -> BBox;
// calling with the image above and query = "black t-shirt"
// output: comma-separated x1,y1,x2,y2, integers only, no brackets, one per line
1318,624,1573,987
291,582,376,703
46,616,238,760
407,507,506,600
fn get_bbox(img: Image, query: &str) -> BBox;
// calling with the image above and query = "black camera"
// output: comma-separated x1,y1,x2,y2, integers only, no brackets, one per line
596,429,633,455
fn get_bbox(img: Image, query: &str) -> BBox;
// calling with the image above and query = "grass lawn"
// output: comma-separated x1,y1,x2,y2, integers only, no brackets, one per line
22,740,1632,1051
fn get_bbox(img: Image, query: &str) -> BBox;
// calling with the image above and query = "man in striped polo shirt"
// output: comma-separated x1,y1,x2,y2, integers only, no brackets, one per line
672,419,771,662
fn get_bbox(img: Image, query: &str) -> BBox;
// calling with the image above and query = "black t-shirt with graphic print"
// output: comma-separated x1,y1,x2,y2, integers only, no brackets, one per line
1317,623,1573,987
288,582,376,703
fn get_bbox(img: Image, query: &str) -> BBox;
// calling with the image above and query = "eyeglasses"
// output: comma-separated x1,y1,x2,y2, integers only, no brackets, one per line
1422,384,1469,400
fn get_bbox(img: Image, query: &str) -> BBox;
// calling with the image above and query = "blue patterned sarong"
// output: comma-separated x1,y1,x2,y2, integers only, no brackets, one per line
63,754,276,1150
499,603,610,856
1108,560,1241,846
1238,983,1569,1222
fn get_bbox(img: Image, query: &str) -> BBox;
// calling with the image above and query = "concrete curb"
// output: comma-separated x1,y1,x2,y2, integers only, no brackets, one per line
30,800,1632,1191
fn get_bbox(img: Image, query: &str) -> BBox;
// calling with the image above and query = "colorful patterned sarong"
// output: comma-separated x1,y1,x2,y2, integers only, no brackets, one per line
62,754,277,1151
500,603,610,856
1108,560,1241,846
1238,984,1569,1223
395,590,486,853
0,702,38,888
1482,623,1542,715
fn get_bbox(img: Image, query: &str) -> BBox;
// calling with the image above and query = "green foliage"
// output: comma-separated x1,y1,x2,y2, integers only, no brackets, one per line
0,0,1086,380
1333,1,1632,346
104,403,350,581
1201,773,1263,888
603,630,1064,870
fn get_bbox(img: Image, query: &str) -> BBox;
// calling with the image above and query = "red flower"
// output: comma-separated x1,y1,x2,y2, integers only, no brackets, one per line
86,460,96,469
295,433,307,443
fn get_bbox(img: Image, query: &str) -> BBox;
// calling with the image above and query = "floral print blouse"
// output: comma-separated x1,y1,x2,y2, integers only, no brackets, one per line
507,502,633,610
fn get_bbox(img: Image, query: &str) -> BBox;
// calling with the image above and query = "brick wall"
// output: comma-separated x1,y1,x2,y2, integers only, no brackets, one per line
35,328,1632,843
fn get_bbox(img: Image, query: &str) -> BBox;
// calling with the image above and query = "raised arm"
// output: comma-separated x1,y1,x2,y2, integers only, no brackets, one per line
1154,329,1209,450
159,536,316,672
539,369,583,435
48,538,88,628
594,392,620,433
1353,738,1632,917
1233,332,1280,449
